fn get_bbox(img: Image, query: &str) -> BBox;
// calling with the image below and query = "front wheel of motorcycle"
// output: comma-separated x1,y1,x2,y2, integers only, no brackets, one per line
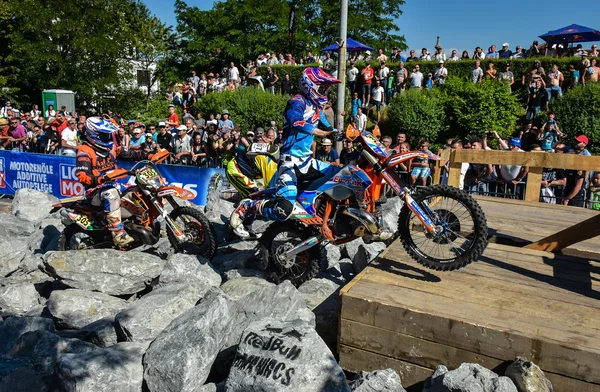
258,223,321,287
398,184,488,271
167,206,217,260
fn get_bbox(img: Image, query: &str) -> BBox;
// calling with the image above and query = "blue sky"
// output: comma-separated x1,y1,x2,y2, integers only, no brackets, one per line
145,0,600,56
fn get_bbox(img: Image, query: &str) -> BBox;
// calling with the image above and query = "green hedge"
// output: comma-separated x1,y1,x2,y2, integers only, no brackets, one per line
193,87,289,133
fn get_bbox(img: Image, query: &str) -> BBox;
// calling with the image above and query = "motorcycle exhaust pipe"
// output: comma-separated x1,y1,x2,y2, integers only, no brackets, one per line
342,208,380,234
283,235,323,259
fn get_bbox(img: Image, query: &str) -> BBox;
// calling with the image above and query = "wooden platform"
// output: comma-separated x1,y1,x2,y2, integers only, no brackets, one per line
339,241,600,391
475,196,600,260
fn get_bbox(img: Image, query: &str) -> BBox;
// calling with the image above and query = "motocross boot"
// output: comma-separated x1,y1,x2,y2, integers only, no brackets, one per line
230,199,265,239
107,209,135,247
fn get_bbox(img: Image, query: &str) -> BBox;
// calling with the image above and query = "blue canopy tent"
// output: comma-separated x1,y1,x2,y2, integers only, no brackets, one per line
539,24,600,45
322,38,375,53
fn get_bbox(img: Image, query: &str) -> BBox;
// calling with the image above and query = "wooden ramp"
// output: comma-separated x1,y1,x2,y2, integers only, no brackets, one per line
475,196,600,260
339,241,600,391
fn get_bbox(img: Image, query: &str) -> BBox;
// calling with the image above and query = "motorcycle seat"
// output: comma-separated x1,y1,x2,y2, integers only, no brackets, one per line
297,165,342,192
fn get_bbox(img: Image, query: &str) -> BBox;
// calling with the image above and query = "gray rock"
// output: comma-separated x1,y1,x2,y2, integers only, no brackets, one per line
349,368,406,392
212,249,258,272
352,242,386,274
204,188,234,245
320,258,355,284
0,215,34,276
28,223,62,255
56,341,147,392
80,317,118,347
220,277,275,301
225,318,350,392
0,364,48,392
11,188,59,225
0,354,35,379
0,316,56,355
115,283,210,342
0,281,40,315
424,363,518,392
323,244,343,270
379,196,403,234
341,239,363,261
8,330,98,376
158,253,221,288
11,254,45,277
223,268,268,282
43,250,165,296
298,277,342,350
505,357,553,392
143,288,236,392
47,289,130,329
197,384,218,392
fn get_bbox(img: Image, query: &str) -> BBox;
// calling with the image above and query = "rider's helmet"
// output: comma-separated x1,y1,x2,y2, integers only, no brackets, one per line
299,67,340,108
85,117,117,151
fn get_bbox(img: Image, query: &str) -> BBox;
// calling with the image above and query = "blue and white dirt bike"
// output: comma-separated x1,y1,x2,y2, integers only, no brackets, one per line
221,128,488,285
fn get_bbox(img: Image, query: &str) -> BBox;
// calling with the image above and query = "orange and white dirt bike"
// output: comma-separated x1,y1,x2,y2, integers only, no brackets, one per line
255,125,488,285
51,149,216,259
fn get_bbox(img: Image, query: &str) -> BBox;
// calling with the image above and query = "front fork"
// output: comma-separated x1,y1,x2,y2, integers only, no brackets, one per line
146,192,188,242
381,168,438,233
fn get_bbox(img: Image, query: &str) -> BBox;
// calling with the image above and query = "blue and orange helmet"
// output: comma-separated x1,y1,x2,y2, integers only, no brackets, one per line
85,117,117,151
299,67,340,108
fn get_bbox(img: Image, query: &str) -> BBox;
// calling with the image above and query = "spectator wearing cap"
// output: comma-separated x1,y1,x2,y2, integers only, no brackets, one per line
171,125,192,164
127,119,135,133
246,130,255,144
156,122,172,151
218,110,234,133
166,104,180,128
142,133,158,154
433,60,448,86
499,43,512,59
60,118,80,156
498,63,515,91
129,128,144,150
574,135,591,156
496,137,528,199
433,47,446,62
316,138,340,166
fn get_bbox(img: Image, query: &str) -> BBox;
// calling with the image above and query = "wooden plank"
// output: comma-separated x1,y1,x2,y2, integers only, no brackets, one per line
339,345,432,390
525,166,543,203
447,149,462,188
340,319,505,371
453,149,600,171
341,289,600,382
545,372,600,392
354,272,600,334
525,214,600,252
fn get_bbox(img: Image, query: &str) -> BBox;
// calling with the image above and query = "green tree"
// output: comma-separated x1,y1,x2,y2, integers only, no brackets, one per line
0,0,167,110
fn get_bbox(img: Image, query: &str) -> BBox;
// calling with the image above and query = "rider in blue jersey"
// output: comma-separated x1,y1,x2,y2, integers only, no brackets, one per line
230,68,340,238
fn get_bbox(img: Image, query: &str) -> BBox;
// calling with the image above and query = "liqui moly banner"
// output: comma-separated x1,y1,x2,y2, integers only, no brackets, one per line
0,151,223,206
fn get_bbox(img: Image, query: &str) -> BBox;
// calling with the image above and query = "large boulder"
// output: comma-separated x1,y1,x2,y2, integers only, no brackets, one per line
298,277,342,350
56,341,147,392
43,250,165,296
225,318,350,392
352,242,386,274
47,289,130,329
158,253,221,288
28,220,63,255
115,283,210,342
0,360,48,392
0,280,41,316
80,317,118,348
0,215,36,277
349,369,406,392
424,364,518,392
143,288,236,392
8,330,98,376
379,196,403,234
505,357,553,392
11,188,59,225
0,316,55,355
220,276,276,300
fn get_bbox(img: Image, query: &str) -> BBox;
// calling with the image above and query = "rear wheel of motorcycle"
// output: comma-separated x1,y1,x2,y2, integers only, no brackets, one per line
167,206,217,260
258,223,320,287
58,225,110,251
398,185,488,271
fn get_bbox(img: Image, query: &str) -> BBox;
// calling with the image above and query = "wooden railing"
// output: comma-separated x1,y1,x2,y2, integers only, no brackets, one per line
445,149,600,203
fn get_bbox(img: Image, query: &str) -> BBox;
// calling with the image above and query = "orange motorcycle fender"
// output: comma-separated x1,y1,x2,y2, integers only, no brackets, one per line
157,186,195,200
